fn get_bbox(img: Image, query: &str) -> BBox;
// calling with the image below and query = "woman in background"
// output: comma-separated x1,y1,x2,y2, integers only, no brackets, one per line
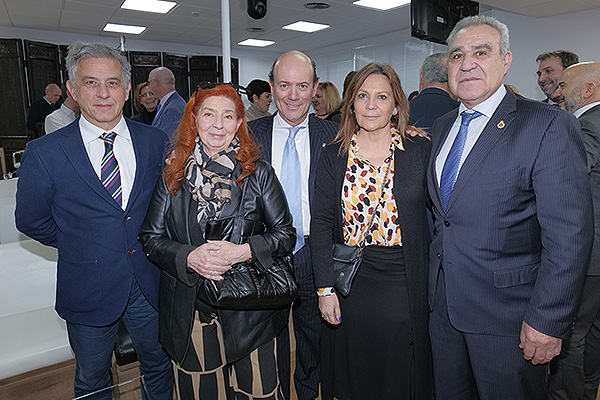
131,82,158,124
311,63,432,400
312,81,342,123
245,79,272,121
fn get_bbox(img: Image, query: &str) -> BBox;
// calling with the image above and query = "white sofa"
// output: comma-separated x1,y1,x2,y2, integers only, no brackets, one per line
0,178,72,380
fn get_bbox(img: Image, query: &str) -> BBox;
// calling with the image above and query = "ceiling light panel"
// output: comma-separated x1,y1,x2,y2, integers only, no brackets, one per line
121,0,177,14
238,39,275,47
282,21,330,33
104,23,146,34
352,0,410,11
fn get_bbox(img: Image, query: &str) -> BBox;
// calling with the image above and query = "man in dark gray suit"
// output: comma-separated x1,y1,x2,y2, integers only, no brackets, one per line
409,52,459,133
148,67,186,140
550,61,600,400
428,16,593,399
248,50,338,400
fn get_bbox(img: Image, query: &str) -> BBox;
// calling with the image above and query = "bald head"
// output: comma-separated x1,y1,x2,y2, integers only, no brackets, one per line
45,83,62,104
555,62,600,113
148,67,176,100
268,50,319,126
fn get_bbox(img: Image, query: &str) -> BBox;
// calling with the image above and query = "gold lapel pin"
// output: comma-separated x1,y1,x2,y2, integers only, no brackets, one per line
497,120,505,129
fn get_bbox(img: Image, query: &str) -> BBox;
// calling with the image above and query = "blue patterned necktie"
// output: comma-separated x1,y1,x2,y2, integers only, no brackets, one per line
439,110,482,209
100,132,122,207
280,126,305,253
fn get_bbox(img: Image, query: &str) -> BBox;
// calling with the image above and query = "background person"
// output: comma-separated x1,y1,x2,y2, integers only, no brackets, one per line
138,83,295,400
26,82,62,140
245,79,272,121
311,62,433,400
131,82,158,125
44,82,79,134
148,66,186,140
536,50,579,105
312,81,341,123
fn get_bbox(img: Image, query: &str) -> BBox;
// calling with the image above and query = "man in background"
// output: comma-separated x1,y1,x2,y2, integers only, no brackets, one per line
536,50,579,105
409,52,459,133
26,82,62,139
550,61,600,400
148,66,186,140
45,83,80,134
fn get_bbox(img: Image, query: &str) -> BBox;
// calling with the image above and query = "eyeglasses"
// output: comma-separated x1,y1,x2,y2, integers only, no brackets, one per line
139,92,154,98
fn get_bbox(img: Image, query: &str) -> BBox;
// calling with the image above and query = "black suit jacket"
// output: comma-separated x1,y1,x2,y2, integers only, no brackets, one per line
409,87,459,133
248,115,339,206
26,97,60,138
578,104,600,275
428,89,593,338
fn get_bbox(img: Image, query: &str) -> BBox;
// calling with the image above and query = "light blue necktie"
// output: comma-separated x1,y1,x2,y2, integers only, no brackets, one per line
280,126,305,253
439,110,482,209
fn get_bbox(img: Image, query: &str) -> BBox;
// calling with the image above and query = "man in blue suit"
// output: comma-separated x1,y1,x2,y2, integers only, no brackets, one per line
427,16,593,399
248,50,338,400
409,52,459,133
15,42,172,399
149,66,187,140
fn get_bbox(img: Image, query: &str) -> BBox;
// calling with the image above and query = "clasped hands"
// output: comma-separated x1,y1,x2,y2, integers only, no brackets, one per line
187,241,251,281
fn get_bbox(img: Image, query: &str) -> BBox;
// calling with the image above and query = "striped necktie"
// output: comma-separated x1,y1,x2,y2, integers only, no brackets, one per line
101,131,122,206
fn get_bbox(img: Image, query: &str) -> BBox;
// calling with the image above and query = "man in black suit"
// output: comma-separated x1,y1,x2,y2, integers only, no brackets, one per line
536,50,579,105
248,50,338,400
428,16,593,399
409,52,459,133
550,61,600,400
26,83,62,139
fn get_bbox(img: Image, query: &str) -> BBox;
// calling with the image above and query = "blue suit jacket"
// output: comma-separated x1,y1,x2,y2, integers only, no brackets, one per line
152,91,187,140
247,114,338,206
409,87,459,133
427,89,594,339
15,117,168,326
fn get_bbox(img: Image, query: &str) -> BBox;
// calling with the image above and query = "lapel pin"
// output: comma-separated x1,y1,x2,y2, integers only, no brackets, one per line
497,120,505,129
322,142,326,148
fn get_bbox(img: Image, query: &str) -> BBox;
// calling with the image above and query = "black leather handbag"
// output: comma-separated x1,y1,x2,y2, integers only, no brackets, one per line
197,183,300,310
332,155,392,296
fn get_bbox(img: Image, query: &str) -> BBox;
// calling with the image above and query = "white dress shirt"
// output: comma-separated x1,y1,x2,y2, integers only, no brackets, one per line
79,116,136,210
272,113,311,236
45,103,77,134
574,101,600,118
436,85,507,184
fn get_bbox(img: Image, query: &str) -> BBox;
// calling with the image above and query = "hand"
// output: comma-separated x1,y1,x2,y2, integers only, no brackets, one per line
207,240,251,265
519,321,562,364
406,127,430,140
186,242,233,281
319,294,342,325
165,150,175,166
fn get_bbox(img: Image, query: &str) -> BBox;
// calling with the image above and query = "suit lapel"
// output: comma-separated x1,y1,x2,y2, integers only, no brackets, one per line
153,94,172,124
447,90,517,210
59,119,123,211
308,116,330,203
126,120,149,212
429,110,458,210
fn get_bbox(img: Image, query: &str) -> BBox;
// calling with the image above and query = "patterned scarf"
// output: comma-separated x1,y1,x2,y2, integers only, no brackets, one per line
184,136,240,222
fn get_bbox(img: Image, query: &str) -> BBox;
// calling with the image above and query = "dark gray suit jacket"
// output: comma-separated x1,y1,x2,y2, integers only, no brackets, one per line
409,87,459,133
428,89,594,339
577,104,600,275
152,91,187,140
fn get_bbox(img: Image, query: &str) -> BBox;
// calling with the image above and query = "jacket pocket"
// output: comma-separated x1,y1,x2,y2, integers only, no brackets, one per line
492,263,539,288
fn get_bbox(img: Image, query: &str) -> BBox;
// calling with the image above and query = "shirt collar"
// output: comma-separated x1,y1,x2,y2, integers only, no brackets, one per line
458,84,507,118
43,96,53,105
574,101,600,118
80,115,130,145
160,90,176,104
273,113,309,131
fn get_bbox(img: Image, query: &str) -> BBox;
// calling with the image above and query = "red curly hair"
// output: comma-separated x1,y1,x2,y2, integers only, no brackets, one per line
163,84,260,195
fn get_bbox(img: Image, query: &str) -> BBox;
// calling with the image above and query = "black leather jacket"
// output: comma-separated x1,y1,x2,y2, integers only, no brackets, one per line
138,159,295,363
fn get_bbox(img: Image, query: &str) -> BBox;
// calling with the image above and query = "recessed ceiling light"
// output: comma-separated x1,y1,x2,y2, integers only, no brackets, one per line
304,2,330,9
282,21,329,33
352,0,410,11
121,0,176,14
103,23,146,35
238,39,275,47
246,27,265,33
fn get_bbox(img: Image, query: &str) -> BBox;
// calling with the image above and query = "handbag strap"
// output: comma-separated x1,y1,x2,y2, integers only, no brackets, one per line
357,149,393,249
230,178,249,245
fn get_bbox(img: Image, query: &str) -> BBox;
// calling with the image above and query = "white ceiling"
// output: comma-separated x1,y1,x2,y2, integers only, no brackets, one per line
1,0,600,53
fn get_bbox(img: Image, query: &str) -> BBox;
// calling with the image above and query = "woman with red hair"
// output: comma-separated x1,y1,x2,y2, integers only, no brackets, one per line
139,84,295,399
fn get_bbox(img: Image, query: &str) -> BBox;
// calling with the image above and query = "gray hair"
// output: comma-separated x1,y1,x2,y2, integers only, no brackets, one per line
447,15,510,57
420,53,449,84
66,42,131,88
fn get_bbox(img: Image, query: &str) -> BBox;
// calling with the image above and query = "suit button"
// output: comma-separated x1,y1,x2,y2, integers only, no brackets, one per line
127,249,134,255
444,220,450,227
123,216,130,222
